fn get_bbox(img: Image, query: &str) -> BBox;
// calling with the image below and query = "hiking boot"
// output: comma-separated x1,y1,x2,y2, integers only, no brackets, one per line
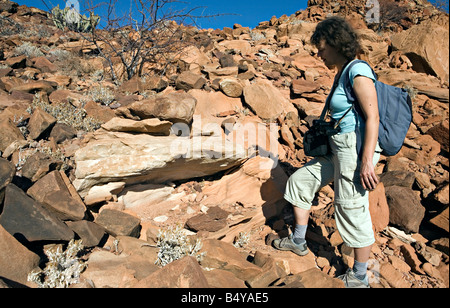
272,235,309,256
337,268,370,288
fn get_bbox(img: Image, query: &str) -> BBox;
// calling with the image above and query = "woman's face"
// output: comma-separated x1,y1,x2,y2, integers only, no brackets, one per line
317,40,342,69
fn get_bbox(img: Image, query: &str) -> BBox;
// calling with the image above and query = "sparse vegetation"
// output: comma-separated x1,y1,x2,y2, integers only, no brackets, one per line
29,93,102,132
0,15,23,36
27,240,86,288
233,231,251,248
155,224,205,267
81,0,224,81
50,5,99,33
87,85,115,106
14,42,44,58
250,31,266,42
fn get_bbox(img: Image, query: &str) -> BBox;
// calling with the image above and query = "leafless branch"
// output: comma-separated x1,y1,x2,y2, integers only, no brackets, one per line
77,0,227,81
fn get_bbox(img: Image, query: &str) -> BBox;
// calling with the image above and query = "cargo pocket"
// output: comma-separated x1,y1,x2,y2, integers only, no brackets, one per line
334,199,374,248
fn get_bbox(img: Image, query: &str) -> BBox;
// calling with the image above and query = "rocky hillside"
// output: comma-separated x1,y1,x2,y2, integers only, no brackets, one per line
0,0,448,288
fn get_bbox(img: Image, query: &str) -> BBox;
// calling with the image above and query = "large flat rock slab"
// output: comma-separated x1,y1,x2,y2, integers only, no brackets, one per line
73,131,249,196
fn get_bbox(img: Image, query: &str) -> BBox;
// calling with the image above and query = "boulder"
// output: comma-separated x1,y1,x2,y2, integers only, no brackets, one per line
391,17,449,83
291,78,320,95
292,97,325,118
368,182,390,233
81,101,114,125
45,75,72,88
31,56,58,73
243,79,293,121
185,206,229,232
297,268,345,288
0,224,40,286
203,268,247,288
219,78,243,98
95,209,141,238
246,251,288,288
84,182,126,206
190,88,243,131
73,131,248,195
400,243,424,274
356,28,389,66
0,157,15,203
385,185,425,233
65,220,107,247
48,89,85,106
20,151,61,183
175,71,206,91
134,256,209,288
433,184,449,206
118,183,174,209
178,45,211,73
200,239,262,281
0,117,25,153
0,184,74,243
124,91,197,124
218,40,252,56
429,207,449,233
379,171,416,188
202,156,287,219
101,117,172,135
9,80,57,94
379,262,411,288
142,76,168,92
5,55,27,69
80,249,154,288
414,241,442,267
204,66,239,80
27,107,57,140
119,76,143,94
426,119,449,153
50,123,77,143
377,69,448,102
27,170,87,221
219,54,237,68
399,134,441,166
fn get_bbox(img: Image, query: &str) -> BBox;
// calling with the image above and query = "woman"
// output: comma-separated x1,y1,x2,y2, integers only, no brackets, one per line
273,16,381,288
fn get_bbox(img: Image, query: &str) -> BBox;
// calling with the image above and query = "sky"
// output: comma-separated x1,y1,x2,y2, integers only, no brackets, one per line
13,0,309,30
13,0,449,30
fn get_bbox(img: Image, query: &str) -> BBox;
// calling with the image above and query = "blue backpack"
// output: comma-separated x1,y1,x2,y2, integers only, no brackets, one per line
342,60,413,156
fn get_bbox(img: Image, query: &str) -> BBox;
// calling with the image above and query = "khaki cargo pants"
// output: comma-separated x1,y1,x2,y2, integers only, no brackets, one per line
284,131,381,248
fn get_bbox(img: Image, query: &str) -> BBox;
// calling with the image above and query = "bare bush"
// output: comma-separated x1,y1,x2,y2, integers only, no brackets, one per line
80,0,223,81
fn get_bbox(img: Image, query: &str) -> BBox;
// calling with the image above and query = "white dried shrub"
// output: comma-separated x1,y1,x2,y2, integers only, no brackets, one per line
14,42,44,58
233,231,251,248
48,48,72,62
250,31,265,42
155,224,205,267
88,85,115,106
28,240,86,288
15,142,70,173
29,93,102,132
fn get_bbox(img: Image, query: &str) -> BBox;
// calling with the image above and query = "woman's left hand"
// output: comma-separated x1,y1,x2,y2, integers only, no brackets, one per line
360,160,379,191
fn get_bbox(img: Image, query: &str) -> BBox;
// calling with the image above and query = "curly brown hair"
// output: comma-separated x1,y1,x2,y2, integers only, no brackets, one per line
310,16,361,61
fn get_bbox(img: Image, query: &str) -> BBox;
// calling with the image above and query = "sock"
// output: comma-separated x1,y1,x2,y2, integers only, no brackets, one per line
292,224,307,245
353,260,368,281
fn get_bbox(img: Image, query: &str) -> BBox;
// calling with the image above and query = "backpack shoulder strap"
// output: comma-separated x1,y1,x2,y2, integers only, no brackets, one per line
342,60,377,103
